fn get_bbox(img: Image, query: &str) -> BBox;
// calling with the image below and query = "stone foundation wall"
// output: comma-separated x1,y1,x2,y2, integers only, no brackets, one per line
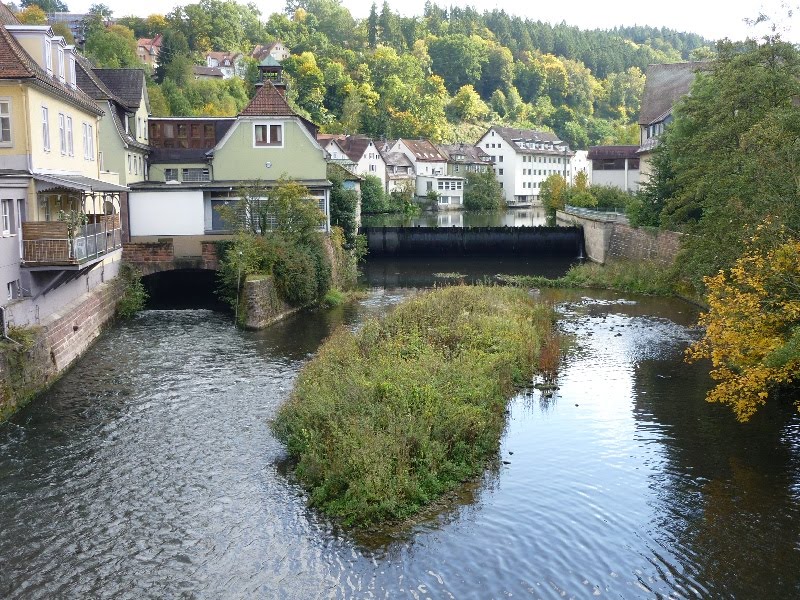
556,210,682,265
607,224,682,266
241,276,296,330
1,278,123,420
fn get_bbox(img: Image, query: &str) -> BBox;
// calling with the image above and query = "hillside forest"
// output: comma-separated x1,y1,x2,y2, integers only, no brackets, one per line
14,0,711,148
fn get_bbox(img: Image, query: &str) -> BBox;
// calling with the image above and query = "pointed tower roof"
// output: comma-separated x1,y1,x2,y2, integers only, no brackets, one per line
239,80,295,117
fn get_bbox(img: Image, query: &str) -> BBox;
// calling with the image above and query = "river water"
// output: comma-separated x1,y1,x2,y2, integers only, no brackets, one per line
1,260,799,598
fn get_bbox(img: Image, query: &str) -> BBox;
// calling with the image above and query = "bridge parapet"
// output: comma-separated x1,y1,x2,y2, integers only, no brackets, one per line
123,240,220,275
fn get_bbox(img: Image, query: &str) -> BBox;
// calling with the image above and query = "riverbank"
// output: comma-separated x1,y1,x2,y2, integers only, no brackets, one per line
498,260,678,296
271,285,556,526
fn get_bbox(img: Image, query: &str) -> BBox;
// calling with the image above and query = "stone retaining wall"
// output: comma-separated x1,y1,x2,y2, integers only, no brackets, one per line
241,276,296,330
556,210,682,265
1,278,123,420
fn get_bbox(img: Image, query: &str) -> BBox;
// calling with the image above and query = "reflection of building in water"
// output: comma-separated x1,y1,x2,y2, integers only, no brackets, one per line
437,212,463,227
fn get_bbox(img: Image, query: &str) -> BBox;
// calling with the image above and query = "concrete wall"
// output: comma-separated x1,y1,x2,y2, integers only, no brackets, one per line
1,274,122,420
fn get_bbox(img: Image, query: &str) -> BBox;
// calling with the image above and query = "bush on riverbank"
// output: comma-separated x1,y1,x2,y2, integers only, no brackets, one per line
498,260,677,296
272,285,555,526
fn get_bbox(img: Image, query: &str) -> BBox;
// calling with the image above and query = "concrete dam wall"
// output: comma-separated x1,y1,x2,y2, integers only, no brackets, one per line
361,226,584,257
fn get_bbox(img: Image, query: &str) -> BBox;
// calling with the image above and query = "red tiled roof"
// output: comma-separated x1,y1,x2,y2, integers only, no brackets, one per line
239,81,295,116
0,1,19,26
0,25,102,115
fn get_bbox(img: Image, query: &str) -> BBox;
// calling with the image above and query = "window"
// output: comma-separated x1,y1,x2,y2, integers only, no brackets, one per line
42,107,50,151
369,164,376,172
1,199,10,235
44,38,52,74
498,168,504,175
57,46,65,82
58,113,66,154
127,154,132,173
82,123,94,160
69,54,76,88
454,164,459,172
181,168,210,182
66,116,73,155
164,168,178,181
0,99,10,145
254,123,283,147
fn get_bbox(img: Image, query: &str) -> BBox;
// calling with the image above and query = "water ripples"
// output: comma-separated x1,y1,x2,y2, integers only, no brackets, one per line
1,295,800,598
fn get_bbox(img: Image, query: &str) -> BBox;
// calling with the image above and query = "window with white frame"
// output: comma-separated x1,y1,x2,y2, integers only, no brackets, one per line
127,154,132,173
58,113,66,154
0,99,10,145
44,38,52,74
42,106,50,151
68,54,76,88
253,123,283,147
164,168,178,181
57,46,65,82
369,164,376,172
66,116,73,155
83,123,94,160
1,199,11,235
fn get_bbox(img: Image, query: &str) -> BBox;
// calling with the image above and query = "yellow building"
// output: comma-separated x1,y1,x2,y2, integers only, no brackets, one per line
0,10,127,325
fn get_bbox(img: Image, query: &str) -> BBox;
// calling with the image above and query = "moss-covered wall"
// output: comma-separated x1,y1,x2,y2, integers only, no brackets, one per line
0,279,123,422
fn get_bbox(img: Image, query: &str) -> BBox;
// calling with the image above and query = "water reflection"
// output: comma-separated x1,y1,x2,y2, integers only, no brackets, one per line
361,207,549,228
0,277,799,598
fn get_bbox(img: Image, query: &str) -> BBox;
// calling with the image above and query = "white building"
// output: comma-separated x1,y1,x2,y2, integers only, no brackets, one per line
570,150,591,185
318,134,387,191
587,146,640,193
389,139,465,209
475,126,574,207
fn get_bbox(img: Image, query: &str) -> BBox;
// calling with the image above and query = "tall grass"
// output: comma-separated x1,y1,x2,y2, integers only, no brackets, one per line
271,285,555,526
498,260,677,296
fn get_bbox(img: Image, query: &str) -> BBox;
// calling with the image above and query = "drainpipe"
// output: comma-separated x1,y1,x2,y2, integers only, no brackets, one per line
0,307,22,348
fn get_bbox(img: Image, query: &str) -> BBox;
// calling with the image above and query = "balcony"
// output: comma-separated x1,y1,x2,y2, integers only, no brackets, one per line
22,214,122,268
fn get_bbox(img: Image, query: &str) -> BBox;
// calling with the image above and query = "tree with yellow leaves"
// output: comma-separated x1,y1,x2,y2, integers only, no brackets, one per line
687,224,800,421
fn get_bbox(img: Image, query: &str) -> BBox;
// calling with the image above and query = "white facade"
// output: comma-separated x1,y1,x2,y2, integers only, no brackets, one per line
570,150,591,185
354,140,387,190
129,190,205,236
416,175,464,209
476,127,573,207
591,161,640,192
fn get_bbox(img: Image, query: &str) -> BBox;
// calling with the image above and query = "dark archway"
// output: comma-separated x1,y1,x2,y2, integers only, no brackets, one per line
142,269,229,311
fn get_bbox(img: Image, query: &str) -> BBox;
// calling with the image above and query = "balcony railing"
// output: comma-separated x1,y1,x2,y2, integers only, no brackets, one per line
22,215,122,266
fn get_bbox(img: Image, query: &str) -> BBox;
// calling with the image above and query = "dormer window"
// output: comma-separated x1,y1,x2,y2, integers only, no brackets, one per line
57,47,65,82
44,38,52,75
68,53,76,89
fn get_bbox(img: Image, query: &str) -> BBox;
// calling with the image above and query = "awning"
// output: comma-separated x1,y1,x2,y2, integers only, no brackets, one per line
34,173,129,193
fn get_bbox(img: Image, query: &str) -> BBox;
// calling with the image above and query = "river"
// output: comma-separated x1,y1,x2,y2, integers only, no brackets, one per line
1,259,799,598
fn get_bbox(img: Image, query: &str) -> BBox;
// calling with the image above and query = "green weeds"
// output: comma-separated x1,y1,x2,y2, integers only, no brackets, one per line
271,285,555,527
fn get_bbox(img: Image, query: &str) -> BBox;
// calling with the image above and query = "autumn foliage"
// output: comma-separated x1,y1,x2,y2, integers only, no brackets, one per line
687,226,800,421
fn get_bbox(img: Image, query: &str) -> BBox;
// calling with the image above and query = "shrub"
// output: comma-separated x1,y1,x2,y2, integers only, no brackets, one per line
117,264,148,318
272,286,556,526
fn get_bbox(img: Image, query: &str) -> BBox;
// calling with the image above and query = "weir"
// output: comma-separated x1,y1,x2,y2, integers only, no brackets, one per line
360,226,584,257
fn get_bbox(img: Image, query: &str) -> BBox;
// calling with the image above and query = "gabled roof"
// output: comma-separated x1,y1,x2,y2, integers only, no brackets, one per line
0,24,103,115
340,136,375,163
397,138,446,162
328,161,363,181
485,126,573,156
380,150,413,168
193,65,224,78
137,34,161,51
437,143,492,165
206,51,243,63
74,53,127,107
639,62,708,126
0,1,19,25
93,68,147,109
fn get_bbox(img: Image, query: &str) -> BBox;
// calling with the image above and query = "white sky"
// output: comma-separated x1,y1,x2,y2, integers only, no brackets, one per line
68,0,799,43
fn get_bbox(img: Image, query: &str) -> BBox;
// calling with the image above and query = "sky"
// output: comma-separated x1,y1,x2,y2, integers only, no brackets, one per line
67,0,799,43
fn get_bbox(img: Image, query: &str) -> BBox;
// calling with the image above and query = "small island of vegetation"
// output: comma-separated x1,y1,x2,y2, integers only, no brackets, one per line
272,285,557,526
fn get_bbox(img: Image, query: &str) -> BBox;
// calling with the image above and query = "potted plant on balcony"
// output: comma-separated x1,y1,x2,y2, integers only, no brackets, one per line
57,209,89,259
